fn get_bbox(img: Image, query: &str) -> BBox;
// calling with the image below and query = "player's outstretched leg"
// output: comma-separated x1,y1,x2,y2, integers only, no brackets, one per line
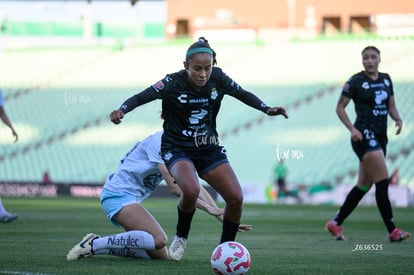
66,233,100,260
0,212,18,223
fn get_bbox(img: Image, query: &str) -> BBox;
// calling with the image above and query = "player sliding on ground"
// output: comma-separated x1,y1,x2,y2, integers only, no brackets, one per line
66,131,252,260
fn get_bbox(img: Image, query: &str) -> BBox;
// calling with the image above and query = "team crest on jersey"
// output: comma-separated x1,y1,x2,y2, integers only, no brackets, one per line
163,152,173,161
210,88,218,100
384,78,390,86
362,82,370,90
152,80,165,92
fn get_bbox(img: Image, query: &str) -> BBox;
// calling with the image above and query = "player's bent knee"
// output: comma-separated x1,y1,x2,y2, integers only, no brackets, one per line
224,194,243,208
153,234,168,249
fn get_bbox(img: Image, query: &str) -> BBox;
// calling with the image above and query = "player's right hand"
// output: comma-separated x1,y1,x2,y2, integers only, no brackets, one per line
350,127,362,142
267,107,288,119
238,224,253,232
110,109,124,124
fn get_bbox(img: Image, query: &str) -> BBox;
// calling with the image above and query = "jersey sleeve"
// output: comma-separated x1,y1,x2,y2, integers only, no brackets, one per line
341,76,355,98
119,86,160,114
384,73,394,96
143,131,163,164
214,68,270,113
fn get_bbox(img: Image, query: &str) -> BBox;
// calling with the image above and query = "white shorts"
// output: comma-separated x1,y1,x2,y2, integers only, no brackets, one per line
100,188,143,227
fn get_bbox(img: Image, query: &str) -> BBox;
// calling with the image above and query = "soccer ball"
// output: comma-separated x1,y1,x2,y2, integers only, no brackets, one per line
210,241,251,275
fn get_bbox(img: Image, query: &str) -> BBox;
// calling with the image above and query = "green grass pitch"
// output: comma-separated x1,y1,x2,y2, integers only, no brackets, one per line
0,197,412,275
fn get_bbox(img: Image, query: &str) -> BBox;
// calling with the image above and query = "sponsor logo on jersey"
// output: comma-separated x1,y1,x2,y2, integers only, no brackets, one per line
374,90,388,104
189,98,208,104
384,78,390,86
362,82,370,89
152,80,165,92
370,83,385,88
373,109,388,116
178,94,188,103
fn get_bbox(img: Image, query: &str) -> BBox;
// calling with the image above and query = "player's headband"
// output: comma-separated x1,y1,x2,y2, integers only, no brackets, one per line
186,47,213,58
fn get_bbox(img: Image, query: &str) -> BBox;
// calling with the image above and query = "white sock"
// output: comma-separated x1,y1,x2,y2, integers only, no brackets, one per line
92,230,156,251
94,248,151,259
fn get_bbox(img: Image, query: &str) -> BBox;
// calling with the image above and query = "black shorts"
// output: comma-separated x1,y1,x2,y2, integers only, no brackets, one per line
161,145,229,177
351,129,387,161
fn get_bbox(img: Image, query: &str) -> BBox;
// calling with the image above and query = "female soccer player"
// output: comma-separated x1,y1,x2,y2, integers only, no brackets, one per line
0,89,18,142
110,37,288,261
66,131,252,260
325,46,410,242
0,89,18,223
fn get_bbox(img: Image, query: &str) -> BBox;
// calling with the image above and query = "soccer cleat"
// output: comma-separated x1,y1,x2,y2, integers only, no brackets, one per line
389,228,410,242
325,220,347,241
66,233,100,261
0,213,18,223
169,235,187,261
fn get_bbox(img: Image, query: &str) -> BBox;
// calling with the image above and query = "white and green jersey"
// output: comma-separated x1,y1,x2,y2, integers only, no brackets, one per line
103,131,164,199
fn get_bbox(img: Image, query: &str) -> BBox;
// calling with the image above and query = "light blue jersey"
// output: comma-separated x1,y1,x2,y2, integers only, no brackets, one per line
103,131,164,200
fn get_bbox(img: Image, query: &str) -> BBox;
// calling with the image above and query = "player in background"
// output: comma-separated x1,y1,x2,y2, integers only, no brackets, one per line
325,46,410,242
0,89,18,143
0,88,18,223
66,131,252,260
110,37,288,261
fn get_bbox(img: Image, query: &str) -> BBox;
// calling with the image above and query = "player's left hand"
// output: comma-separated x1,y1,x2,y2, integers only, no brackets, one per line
238,224,253,232
206,207,225,217
267,107,288,118
11,129,18,143
395,119,403,135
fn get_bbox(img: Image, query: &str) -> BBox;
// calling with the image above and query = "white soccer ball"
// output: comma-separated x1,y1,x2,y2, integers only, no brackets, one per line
210,241,251,275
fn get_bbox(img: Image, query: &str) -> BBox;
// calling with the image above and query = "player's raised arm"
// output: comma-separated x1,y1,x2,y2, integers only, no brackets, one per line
110,87,159,124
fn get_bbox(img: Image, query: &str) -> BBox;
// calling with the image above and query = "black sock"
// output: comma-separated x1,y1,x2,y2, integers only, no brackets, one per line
176,206,196,239
220,218,240,243
333,186,367,225
375,178,395,233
